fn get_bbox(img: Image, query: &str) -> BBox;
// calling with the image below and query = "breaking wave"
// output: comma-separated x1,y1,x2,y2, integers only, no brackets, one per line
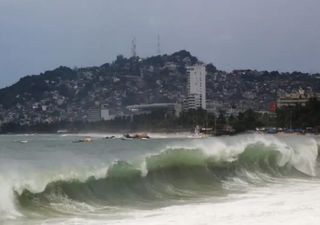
1,134,319,220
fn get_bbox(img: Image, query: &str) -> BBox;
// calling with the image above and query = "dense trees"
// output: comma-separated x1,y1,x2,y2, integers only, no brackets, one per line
276,98,320,129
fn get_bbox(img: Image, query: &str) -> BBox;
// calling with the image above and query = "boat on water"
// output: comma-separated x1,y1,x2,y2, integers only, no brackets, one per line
122,133,150,140
105,136,116,139
73,137,93,143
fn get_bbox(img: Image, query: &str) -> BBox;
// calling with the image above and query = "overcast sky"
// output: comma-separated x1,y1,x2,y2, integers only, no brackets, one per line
1,0,320,87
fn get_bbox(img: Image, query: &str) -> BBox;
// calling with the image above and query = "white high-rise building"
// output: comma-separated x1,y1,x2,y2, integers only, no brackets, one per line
184,64,207,110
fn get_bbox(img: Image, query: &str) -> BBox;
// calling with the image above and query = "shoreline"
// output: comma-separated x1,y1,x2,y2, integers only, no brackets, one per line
1,131,319,139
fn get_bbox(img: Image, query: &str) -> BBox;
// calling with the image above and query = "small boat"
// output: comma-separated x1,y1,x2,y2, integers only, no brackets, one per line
122,133,150,140
133,133,150,139
105,136,116,140
73,137,93,143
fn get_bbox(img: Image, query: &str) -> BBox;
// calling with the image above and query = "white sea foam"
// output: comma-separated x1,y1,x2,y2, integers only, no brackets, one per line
51,180,320,225
0,176,22,220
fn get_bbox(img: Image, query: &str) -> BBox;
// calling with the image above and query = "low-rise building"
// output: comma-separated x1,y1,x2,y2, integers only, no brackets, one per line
100,105,116,121
277,88,319,108
127,103,182,117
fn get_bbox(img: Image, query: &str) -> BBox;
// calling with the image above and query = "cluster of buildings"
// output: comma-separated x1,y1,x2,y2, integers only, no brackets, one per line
125,64,207,117
0,51,320,128
128,64,320,118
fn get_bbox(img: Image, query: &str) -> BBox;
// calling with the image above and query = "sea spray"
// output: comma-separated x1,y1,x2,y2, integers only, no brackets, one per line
0,176,21,219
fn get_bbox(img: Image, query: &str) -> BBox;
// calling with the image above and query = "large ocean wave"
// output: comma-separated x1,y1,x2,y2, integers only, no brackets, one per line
1,134,319,220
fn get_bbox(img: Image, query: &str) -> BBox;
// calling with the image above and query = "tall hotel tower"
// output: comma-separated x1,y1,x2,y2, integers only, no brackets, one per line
184,64,207,110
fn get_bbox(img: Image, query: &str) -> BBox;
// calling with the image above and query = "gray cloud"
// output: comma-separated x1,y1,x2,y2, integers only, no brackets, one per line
1,0,320,87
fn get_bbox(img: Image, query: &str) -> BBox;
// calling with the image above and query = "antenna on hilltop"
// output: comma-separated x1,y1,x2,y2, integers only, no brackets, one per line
131,38,137,57
157,34,161,55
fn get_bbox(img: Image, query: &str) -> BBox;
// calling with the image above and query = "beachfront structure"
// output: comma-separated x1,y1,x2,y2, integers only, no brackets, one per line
101,108,116,121
277,88,319,108
127,103,182,117
100,104,116,121
184,64,207,110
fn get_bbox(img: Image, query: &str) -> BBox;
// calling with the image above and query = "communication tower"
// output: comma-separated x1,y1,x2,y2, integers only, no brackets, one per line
157,34,161,55
131,38,137,57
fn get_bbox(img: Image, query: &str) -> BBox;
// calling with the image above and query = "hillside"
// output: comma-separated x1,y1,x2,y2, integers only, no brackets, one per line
0,50,320,126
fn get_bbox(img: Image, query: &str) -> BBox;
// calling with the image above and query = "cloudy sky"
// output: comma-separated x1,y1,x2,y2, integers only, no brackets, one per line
0,0,320,87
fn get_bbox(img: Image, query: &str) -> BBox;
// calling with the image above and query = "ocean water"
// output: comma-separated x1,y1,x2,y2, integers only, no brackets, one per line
0,133,320,225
